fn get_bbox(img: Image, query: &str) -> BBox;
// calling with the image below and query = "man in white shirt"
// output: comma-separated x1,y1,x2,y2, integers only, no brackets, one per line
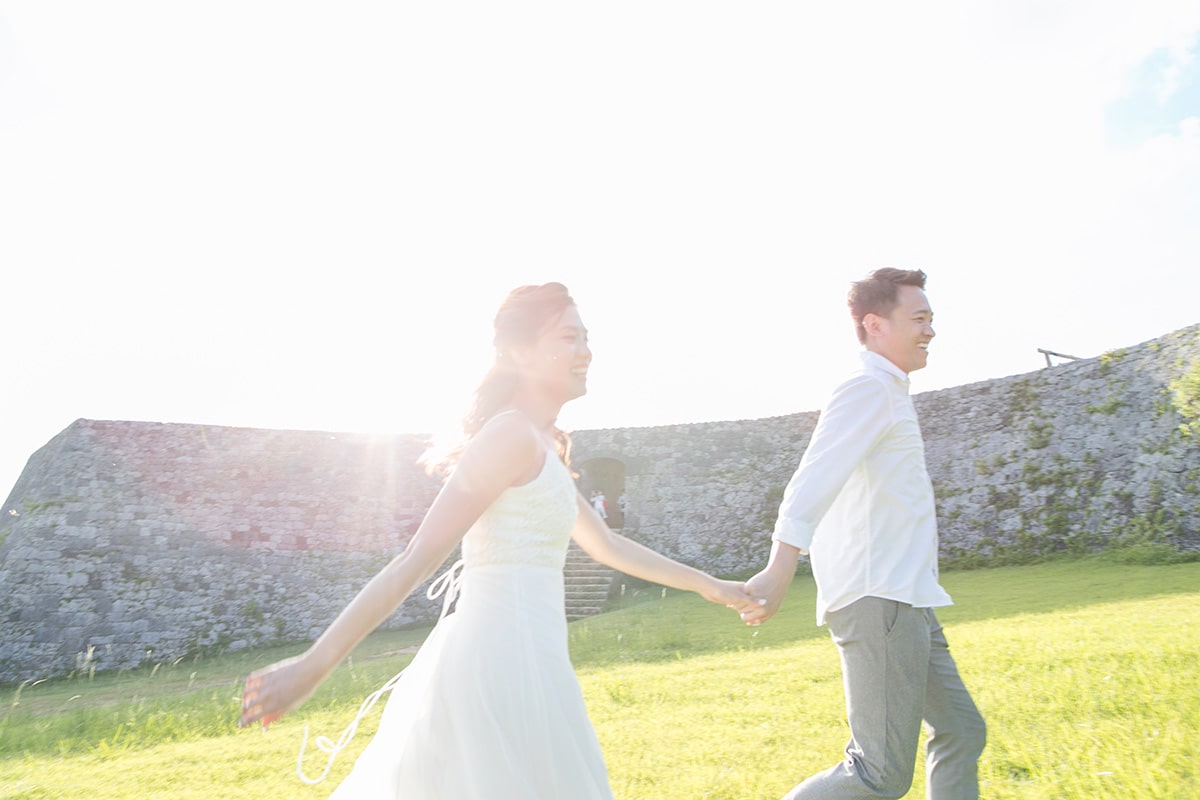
742,269,986,800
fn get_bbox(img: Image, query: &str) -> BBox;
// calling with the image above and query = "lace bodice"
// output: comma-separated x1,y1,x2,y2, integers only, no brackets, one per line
461,452,579,570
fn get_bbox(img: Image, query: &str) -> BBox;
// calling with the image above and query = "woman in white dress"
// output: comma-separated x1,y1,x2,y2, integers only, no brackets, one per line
240,282,760,798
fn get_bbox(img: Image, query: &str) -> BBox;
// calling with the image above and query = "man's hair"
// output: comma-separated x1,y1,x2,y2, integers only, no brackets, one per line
847,268,927,344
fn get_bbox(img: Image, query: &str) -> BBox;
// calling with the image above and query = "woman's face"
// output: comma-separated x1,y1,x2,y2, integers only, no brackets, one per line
517,304,592,402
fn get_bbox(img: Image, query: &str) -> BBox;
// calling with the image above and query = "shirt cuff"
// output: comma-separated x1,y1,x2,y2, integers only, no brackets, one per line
773,517,814,555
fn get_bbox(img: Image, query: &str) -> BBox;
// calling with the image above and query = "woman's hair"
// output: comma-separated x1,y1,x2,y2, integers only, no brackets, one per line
422,282,576,476
847,268,927,344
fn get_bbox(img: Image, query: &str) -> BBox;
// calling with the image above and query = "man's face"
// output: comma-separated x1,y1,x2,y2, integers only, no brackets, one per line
866,284,936,374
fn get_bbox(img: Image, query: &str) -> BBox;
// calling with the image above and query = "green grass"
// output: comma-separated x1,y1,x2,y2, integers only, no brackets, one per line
1,559,1197,799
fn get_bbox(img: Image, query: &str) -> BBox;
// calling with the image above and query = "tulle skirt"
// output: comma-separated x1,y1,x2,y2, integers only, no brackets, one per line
326,563,613,799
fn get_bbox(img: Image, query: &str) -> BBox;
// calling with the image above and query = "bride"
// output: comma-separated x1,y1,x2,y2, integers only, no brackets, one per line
240,282,761,798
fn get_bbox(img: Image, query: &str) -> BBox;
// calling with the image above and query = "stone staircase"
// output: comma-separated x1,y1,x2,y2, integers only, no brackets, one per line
564,541,617,620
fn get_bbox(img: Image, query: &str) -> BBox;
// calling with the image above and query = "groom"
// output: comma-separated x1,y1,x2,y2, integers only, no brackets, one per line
741,268,986,799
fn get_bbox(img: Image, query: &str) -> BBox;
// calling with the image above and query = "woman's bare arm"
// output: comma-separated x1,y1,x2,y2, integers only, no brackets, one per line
240,413,541,728
570,495,761,614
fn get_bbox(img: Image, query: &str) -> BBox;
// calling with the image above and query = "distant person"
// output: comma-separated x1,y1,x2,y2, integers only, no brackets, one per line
241,282,759,798
742,268,986,799
592,489,608,519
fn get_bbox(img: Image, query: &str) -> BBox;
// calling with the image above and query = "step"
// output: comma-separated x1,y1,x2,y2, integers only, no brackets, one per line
563,542,617,620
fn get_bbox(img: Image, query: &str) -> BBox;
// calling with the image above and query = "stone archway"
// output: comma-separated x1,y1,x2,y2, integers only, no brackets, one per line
575,457,626,528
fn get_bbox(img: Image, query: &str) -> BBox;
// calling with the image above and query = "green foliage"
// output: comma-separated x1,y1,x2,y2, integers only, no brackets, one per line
932,479,963,500
1084,396,1127,415
1169,357,1200,438
240,600,264,623
941,546,999,571
986,486,1020,512
1025,419,1053,449
1003,375,1041,426
1094,541,1200,566
1021,461,1056,489
1098,347,1127,376
942,449,1183,569
974,453,1010,477
20,497,67,515
1154,388,1175,417
758,484,785,529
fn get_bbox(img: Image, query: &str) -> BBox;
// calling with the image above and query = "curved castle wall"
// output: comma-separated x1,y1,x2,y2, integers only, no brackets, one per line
584,325,1200,575
2,325,1198,682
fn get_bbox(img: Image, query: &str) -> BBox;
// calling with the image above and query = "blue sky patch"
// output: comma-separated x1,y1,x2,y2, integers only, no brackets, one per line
1105,37,1200,146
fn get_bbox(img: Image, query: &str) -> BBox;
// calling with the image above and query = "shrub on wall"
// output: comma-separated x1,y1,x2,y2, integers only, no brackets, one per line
1170,356,1200,439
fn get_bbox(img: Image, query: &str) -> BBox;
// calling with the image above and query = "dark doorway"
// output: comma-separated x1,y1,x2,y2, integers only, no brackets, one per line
576,458,626,528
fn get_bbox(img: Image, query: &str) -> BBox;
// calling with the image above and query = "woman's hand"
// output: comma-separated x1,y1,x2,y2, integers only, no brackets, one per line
240,653,321,730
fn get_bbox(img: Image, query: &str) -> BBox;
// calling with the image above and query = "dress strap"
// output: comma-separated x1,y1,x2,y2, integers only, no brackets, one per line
295,668,406,785
426,558,466,623
295,558,465,785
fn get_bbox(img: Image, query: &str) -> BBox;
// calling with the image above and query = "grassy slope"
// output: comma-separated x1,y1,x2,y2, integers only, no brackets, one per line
1,559,1197,799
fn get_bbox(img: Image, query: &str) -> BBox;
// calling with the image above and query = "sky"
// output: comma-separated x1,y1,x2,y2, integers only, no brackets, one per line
2,1,1199,502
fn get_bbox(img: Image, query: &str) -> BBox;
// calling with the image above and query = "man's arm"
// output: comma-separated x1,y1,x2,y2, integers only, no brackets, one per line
742,375,892,625
773,375,893,552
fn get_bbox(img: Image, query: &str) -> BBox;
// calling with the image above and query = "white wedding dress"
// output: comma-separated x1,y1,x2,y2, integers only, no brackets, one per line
323,451,614,799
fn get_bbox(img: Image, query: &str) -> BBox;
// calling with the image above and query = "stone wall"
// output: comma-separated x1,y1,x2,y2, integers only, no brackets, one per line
572,414,816,576
0,423,444,683
577,325,1200,578
3,324,1199,682
918,333,1200,562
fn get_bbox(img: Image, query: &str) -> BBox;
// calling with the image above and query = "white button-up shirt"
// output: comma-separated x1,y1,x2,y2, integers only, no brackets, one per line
773,350,952,626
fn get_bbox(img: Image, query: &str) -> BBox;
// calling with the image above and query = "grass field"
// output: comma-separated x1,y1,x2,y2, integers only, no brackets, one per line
2,557,1197,799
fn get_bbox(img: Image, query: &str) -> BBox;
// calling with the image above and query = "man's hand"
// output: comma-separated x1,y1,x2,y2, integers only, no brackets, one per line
740,568,790,626
740,540,802,625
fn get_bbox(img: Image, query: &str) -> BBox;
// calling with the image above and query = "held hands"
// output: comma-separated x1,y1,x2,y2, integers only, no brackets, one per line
739,568,789,626
700,577,767,617
240,653,321,730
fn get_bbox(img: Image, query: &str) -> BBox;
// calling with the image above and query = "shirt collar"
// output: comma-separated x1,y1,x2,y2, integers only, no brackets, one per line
859,350,910,387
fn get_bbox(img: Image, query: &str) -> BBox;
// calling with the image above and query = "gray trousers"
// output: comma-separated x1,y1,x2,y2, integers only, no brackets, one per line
782,597,986,800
